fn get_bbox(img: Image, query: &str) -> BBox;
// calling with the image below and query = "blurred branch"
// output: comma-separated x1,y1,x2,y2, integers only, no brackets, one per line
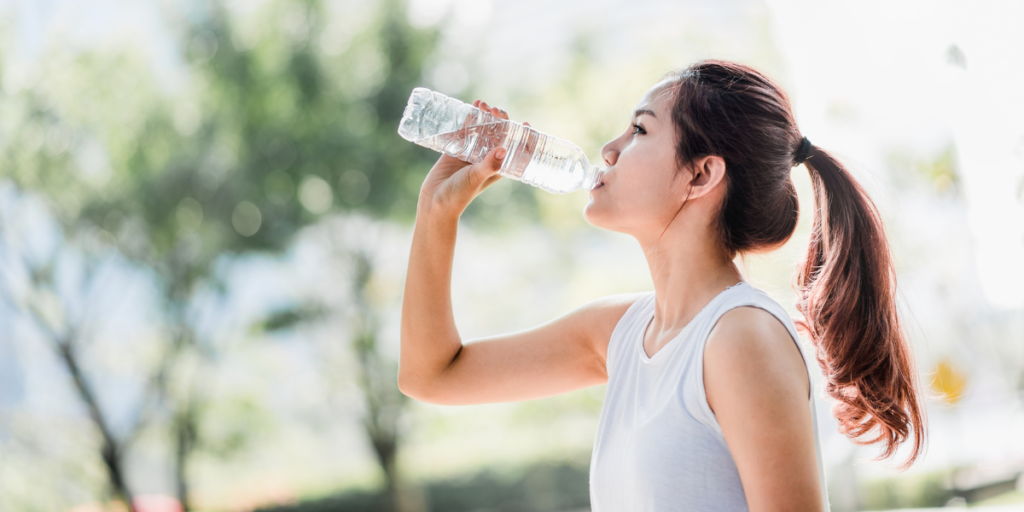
0,250,136,510
251,303,328,335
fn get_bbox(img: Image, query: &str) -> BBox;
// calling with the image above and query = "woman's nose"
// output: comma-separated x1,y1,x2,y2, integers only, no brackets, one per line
601,141,619,167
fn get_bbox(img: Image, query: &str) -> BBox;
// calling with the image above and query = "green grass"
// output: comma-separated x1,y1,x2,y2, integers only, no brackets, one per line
255,460,592,512
858,469,1023,510
972,489,1024,507
858,470,954,510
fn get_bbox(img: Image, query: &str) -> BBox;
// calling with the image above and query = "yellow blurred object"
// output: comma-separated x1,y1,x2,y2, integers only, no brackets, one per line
931,359,968,404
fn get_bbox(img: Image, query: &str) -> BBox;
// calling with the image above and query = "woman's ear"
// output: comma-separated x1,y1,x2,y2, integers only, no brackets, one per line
686,155,727,200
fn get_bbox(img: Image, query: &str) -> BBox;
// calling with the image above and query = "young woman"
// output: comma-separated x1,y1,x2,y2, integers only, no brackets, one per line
399,60,926,511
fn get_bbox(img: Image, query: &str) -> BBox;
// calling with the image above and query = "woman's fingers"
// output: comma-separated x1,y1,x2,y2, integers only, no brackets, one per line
475,99,511,120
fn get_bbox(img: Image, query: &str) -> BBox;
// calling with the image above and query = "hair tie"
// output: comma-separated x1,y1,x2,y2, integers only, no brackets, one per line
794,136,812,166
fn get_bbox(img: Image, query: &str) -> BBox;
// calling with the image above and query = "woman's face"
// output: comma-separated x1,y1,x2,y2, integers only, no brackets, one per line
583,79,691,237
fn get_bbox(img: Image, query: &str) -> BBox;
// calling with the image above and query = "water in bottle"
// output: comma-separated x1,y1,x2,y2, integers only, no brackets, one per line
397,87,604,194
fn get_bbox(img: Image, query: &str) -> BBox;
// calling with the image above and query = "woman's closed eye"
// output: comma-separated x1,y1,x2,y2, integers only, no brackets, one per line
631,123,646,135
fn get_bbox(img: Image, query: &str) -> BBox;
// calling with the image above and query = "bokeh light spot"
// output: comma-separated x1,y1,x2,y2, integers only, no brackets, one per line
232,201,262,236
299,175,332,214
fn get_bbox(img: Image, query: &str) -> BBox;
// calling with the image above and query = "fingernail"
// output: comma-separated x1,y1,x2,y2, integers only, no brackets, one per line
496,148,506,160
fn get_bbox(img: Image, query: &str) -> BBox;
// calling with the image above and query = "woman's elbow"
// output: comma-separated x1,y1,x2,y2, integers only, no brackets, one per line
397,371,439,403
396,371,420,399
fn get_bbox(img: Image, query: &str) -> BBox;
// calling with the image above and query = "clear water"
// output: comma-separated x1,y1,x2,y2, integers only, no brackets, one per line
398,88,602,194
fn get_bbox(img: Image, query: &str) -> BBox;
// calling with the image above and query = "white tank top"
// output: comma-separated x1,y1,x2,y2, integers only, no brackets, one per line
589,281,830,511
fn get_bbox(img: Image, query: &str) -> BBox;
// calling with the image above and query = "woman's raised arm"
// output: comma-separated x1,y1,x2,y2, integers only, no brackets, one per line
398,101,637,405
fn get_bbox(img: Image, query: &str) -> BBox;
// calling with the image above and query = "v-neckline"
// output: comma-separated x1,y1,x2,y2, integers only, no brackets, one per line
638,281,746,363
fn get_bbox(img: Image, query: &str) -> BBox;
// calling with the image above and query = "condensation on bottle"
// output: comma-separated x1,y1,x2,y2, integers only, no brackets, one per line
397,87,604,194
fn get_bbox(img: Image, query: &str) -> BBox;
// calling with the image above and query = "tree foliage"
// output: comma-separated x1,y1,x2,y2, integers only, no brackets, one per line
0,0,448,508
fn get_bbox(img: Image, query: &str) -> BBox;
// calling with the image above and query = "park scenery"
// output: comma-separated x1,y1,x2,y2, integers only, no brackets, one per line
1,0,1022,511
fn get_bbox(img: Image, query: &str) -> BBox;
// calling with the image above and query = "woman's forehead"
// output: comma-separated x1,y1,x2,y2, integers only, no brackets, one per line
635,79,676,116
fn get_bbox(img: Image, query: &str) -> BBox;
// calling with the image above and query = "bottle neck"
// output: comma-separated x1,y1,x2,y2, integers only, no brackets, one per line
585,165,605,191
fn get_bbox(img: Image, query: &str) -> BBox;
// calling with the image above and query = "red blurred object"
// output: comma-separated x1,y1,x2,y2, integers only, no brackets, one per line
132,495,183,512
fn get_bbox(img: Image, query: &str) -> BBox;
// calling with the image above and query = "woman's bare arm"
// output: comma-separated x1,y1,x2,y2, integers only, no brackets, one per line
704,306,824,512
398,100,639,405
401,285,640,405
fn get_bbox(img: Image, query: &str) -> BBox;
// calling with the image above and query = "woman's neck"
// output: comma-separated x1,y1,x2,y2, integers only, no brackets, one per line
639,222,743,341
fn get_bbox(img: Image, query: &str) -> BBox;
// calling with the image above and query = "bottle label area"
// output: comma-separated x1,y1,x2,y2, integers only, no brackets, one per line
414,120,539,181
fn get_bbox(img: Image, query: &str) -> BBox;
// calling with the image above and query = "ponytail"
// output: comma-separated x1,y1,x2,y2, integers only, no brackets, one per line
666,60,927,468
794,145,926,468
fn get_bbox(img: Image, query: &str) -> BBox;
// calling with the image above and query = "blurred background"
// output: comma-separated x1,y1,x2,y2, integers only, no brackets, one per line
0,0,1022,511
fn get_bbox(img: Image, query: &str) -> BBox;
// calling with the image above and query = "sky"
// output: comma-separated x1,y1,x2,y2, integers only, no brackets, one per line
765,0,1024,310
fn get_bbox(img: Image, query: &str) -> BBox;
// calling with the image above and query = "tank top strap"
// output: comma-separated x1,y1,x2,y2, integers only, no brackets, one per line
681,281,814,436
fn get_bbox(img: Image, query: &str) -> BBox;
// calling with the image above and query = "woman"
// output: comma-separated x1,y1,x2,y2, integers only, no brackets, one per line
399,60,926,511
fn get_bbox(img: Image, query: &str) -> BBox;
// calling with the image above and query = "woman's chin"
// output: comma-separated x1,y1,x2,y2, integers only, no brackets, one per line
584,204,640,236
583,202,611,229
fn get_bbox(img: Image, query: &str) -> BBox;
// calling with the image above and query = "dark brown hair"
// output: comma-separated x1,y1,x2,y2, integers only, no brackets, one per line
666,60,926,468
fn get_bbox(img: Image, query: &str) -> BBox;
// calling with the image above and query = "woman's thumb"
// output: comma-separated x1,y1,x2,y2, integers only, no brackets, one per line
488,147,506,170
472,147,505,184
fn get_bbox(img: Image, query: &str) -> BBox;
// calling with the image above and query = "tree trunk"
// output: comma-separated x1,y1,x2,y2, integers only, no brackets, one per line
372,434,399,512
369,431,426,512
173,405,197,512
358,351,425,512
55,340,135,510
351,252,426,512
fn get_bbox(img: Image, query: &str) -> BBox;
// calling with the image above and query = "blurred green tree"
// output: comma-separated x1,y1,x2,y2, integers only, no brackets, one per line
254,224,425,512
0,0,444,508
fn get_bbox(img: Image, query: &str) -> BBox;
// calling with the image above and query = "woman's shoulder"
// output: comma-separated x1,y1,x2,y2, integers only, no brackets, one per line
703,291,811,401
707,283,802,358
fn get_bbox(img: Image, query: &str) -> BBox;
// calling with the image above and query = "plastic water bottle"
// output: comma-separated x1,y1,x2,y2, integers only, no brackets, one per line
397,87,604,194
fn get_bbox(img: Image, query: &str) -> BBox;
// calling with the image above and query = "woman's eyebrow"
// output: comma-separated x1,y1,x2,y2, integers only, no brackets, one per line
633,108,657,119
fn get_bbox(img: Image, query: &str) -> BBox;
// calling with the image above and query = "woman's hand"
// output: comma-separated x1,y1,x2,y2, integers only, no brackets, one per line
417,101,528,219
